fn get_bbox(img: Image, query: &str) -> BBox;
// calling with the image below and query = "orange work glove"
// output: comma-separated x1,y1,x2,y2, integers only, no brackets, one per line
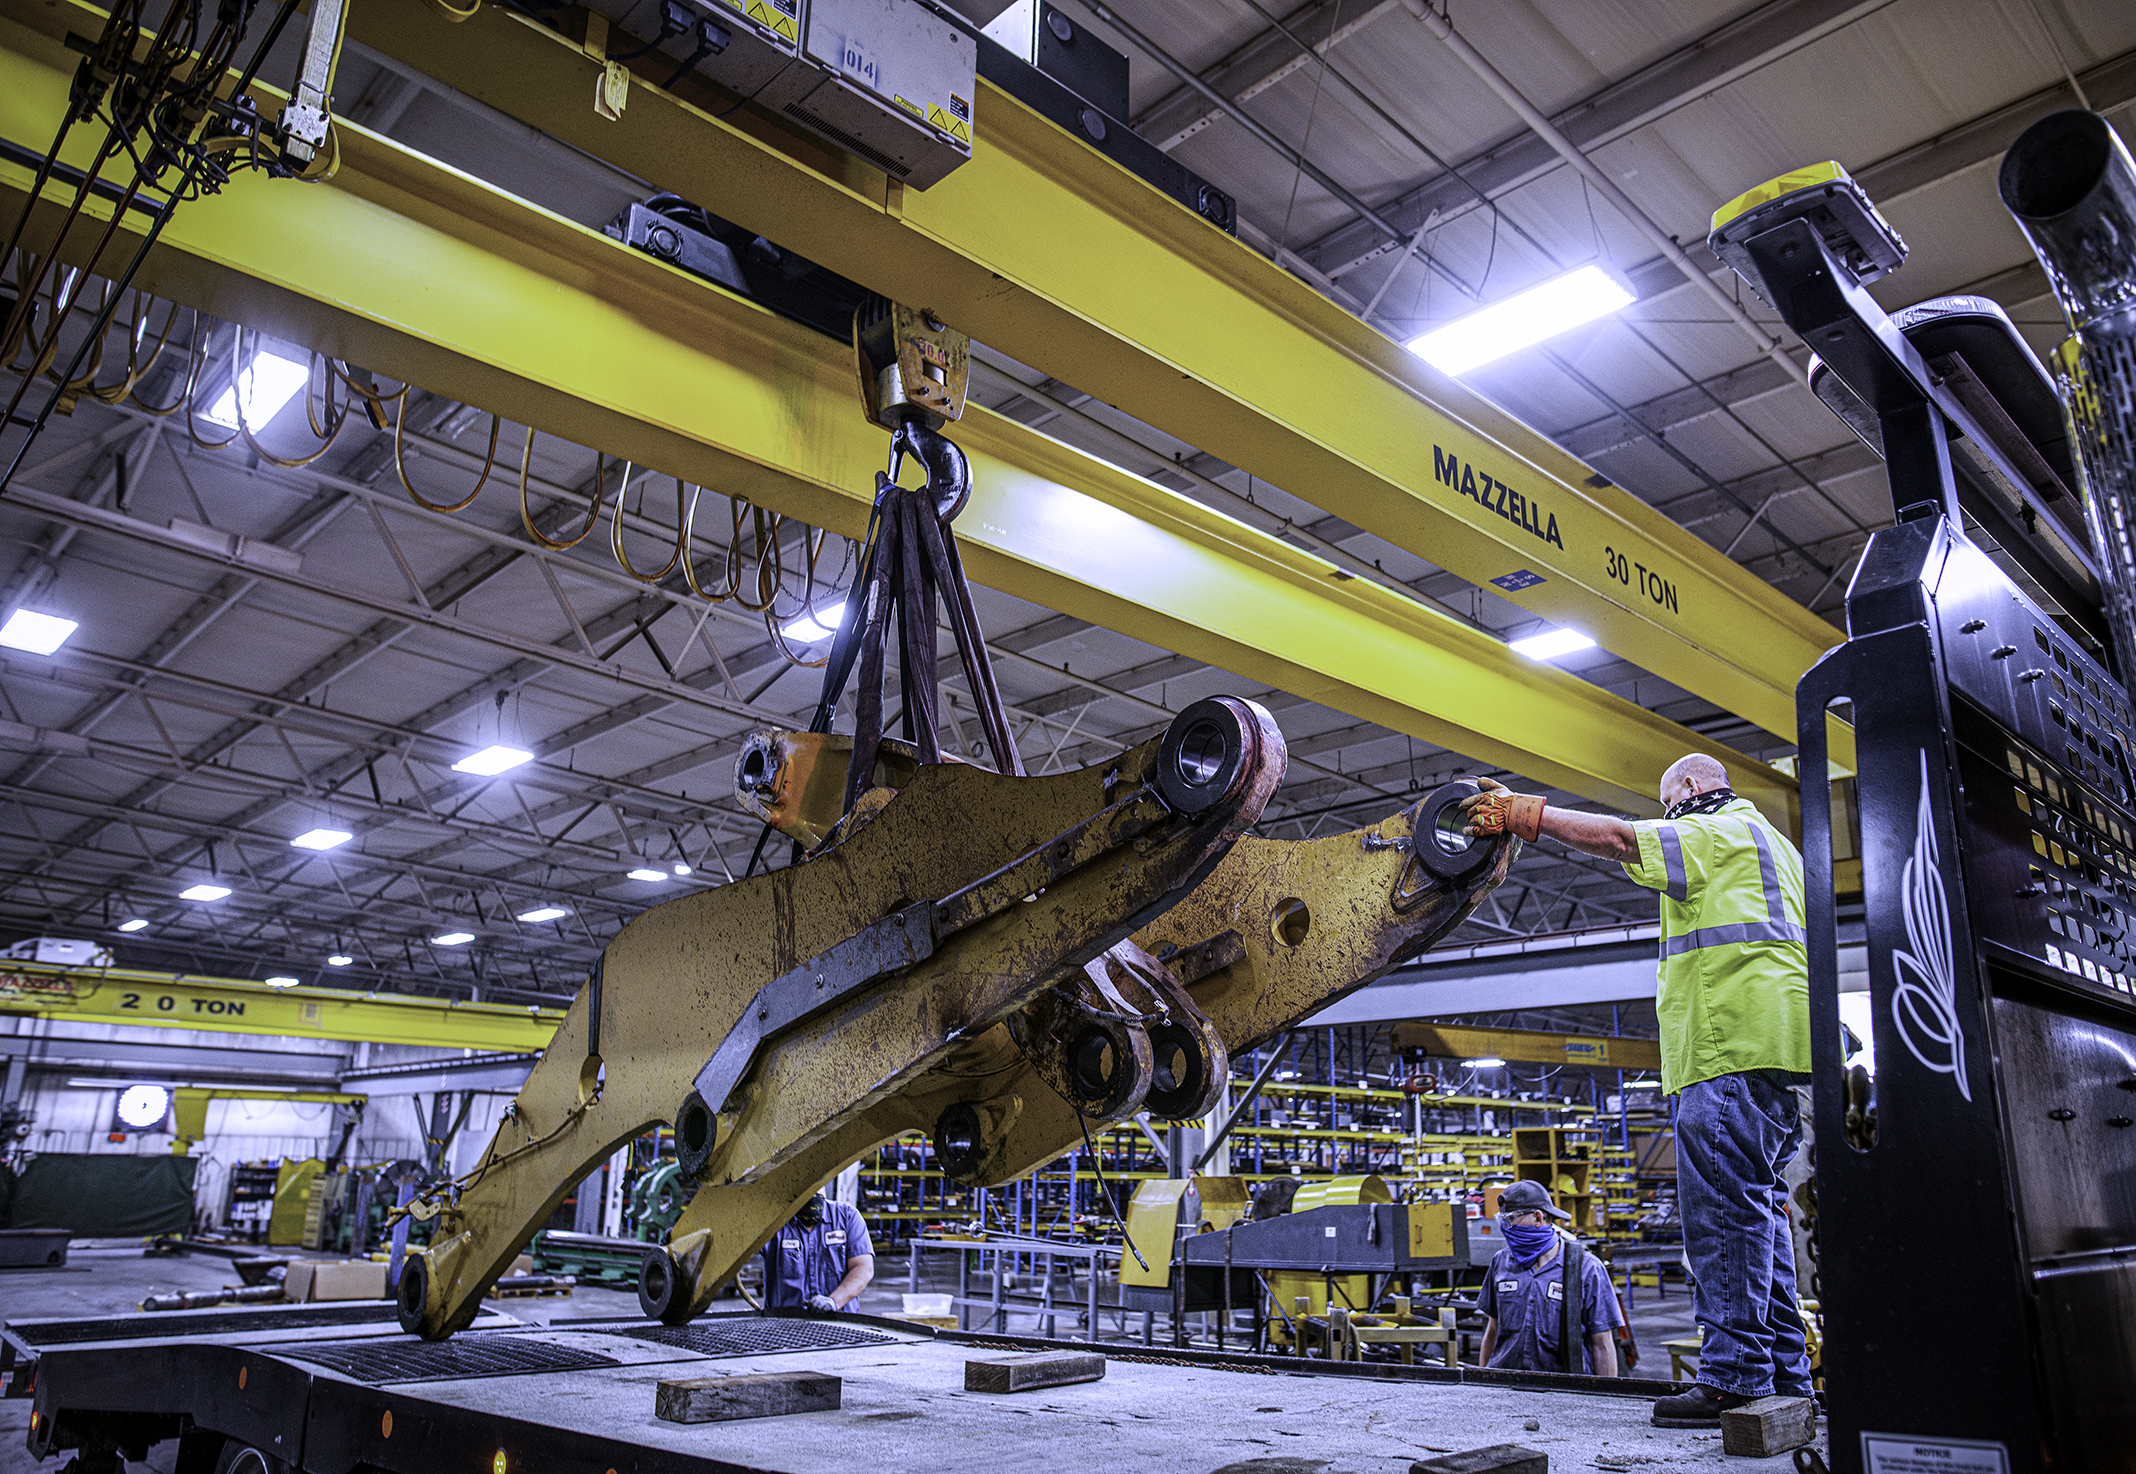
1459,776,1545,842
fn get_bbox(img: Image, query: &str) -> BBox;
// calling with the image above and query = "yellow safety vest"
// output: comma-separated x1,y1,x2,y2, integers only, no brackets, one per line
1622,798,1812,1094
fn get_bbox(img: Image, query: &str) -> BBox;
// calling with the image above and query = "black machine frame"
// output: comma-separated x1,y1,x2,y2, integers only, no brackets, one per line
1739,192,2136,1472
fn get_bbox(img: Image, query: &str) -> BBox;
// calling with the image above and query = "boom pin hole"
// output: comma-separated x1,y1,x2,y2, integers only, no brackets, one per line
1433,803,1474,853
1154,1038,1187,1093
1272,898,1312,948
1174,719,1228,789
577,1055,605,1104
1072,1030,1118,1092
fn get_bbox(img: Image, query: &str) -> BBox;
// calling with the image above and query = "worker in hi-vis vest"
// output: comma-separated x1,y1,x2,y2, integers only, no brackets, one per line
1464,753,1813,1428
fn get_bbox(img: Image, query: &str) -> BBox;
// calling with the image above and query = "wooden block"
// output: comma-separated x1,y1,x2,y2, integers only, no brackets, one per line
962,1350,1107,1393
1411,1445,1547,1474
281,1261,314,1303
654,1370,842,1424
1719,1396,1817,1458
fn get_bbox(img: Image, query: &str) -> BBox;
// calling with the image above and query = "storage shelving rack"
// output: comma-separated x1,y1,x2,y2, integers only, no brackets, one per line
223,1161,283,1241
853,1083,1609,1245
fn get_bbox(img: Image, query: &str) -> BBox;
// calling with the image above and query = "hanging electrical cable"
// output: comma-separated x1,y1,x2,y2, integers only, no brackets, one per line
7,239,855,669
610,468,685,584
397,398,499,511
518,429,607,551
0,0,343,487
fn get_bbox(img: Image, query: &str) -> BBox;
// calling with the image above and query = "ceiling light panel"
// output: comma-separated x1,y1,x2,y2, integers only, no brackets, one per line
1407,265,1634,375
0,609,78,654
453,745,533,776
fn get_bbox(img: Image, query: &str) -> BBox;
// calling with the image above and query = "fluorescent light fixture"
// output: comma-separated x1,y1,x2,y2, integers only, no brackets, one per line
672,861,693,876
116,1084,171,1128
0,609,78,655
1509,628,1597,662
1465,1056,1506,1069
179,883,231,902
326,954,354,967
452,745,533,777
1625,1078,1662,1090
117,918,150,933
263,975,301,988
1406,264,1635,375
290,828,352,851
517,906,569,923
628,868,668,883
780,599,847,643
202,350,309,430
431,931,475,946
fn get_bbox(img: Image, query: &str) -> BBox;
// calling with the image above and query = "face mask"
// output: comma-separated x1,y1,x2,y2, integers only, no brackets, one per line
1502,1219,1556,1262
1664,786,1737,821
795,1197,824,1229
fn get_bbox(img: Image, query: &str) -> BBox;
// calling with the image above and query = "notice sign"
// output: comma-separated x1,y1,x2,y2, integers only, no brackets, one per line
1863,1435,2009,1474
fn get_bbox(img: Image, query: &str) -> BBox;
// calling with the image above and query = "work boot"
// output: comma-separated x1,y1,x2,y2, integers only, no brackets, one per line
1651,1383,1755,1427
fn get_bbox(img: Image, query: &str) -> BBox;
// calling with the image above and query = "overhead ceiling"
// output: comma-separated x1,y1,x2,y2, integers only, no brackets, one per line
1,0,2126,1002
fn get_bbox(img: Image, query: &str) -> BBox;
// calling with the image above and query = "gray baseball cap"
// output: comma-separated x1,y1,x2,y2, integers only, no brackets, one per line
1498,1179,1570,1221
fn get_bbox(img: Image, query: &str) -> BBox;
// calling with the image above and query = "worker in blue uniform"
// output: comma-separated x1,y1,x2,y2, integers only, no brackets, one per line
1475,1180,1622,1377
758,1192,875,1311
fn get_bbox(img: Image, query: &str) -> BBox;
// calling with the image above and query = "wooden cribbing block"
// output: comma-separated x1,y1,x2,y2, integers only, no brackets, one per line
1719,1396,1818,1457
653,1370,841,1424
1411,1446,1547,1474
962,1350,1106,1393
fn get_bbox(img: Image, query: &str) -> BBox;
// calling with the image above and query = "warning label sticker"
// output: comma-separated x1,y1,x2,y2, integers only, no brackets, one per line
1862,1434,2010,1474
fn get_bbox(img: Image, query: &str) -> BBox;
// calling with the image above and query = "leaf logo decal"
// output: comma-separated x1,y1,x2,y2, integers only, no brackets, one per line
1889,750,1969,1101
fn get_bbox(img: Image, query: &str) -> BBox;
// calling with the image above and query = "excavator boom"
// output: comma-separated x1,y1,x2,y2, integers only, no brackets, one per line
395,698,1285,1338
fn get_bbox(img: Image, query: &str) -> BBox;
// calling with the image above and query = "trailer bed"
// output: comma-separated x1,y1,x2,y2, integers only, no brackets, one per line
3,1304,1830,1474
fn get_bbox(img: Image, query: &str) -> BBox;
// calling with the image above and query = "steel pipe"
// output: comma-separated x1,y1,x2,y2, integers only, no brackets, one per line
2001,109,2136,684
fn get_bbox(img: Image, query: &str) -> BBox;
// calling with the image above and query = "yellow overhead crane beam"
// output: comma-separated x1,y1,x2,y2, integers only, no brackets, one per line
0,7,1793,824
332,0,1848,755
0,963,564,1051
171,1087,367,1151
1391,1022,1663,1072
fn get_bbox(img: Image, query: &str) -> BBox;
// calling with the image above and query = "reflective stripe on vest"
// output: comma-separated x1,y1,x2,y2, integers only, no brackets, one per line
1746,822,1787,926
1657,809,1803,959
1656,823,1689,902
1660,919,1808,958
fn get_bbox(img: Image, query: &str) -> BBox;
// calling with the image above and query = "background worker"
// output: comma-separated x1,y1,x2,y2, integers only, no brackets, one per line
1476,1180,1621,1377
1463,754,1814,1426
758,1191,875,1312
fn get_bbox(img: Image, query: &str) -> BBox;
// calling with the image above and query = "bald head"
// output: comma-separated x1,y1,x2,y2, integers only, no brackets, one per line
1660,754,1730,811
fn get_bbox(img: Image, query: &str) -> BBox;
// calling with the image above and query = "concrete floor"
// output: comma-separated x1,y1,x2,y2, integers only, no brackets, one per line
0,1243,1810,1474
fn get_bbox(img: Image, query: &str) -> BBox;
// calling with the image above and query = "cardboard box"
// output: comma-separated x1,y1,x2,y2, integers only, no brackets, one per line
284,1259,388,1302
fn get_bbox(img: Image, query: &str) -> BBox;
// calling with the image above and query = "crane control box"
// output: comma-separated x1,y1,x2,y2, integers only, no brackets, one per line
759,0,977,188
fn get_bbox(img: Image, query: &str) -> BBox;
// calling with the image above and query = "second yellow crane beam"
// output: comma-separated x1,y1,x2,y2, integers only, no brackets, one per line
1391,1023,1662,1072
335,0,1848,753
0,964,565,1050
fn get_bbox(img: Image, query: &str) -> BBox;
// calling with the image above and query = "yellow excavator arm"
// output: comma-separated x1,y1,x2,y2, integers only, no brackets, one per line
395,697,1289,1337
395,690,1514,1338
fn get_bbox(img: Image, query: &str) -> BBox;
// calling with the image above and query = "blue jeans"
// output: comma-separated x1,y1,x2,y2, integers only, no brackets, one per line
1676,1069,1814,1397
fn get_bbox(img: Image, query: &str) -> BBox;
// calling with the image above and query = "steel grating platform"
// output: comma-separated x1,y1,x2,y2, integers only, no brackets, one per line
576,1316,900,1358
252,1334,620,1383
